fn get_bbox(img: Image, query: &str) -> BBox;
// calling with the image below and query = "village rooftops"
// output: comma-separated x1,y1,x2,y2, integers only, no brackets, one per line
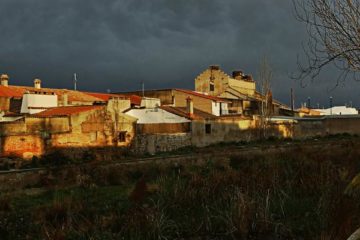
0,85,101,103
124,107,190,124
160,106,217,120
0,84,143,106
32,105,104,117
0,85,24,98
173,89,230,102
118,88,230,103
83,92,128,101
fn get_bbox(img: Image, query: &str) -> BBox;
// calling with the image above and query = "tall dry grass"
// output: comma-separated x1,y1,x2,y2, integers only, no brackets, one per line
1,140,360,239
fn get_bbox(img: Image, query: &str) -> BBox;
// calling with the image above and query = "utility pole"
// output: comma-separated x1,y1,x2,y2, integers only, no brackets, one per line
142,82,145,97
330,96,333,115
290,88,295,111
74,73,78,91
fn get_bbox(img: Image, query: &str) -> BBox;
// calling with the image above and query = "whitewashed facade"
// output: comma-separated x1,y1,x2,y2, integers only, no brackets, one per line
20,93,58,114
125,108,190,124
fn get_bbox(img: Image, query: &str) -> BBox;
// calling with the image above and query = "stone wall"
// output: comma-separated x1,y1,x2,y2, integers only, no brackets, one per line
0,105,136,159
325,117,360,135
293,119,325,138
274,116,360,139
133,133,192,154
1,134,44,159
191,117,258,147
137,123,191,134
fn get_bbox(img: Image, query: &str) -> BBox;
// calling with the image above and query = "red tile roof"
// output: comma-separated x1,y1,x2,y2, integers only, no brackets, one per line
33,105,104,117
0,86,24,98
2,85,104,103
129,95,142,106
0,84,142,106
174,89,229,102
83,92,128,101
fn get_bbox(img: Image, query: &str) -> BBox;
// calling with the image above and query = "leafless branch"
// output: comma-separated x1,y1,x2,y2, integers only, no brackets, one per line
292,0,360,84
258,56,272,139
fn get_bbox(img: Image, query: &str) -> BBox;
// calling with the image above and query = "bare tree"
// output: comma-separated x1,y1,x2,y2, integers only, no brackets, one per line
292,0,360,86
258,56,273,139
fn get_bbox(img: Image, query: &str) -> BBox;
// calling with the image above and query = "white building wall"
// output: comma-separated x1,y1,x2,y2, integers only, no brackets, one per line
314,106,358,115
220,102,229,115
126,108,190,124
140,97,161,109
212,101,221,116
21,93,58,114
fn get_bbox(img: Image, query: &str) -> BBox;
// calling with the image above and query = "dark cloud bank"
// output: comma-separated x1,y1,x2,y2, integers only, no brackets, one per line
1,0,360,108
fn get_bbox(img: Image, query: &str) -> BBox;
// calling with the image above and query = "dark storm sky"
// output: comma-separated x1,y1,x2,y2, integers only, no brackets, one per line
1,0,360,108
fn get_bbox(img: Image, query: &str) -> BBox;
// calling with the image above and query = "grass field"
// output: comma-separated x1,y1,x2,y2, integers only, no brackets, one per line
1,138,360,239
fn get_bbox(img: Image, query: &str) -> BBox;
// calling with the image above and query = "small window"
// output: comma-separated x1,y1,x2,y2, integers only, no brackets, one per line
205,124,211,134
210,83,214,91
118,131,127,142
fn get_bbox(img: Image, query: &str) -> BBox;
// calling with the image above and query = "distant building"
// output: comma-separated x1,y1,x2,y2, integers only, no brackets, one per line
314,106,358,115
194,66,292,116
297,107,322,117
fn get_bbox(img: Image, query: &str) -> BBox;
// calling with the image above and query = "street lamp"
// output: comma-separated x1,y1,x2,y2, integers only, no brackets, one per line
329,96,333,115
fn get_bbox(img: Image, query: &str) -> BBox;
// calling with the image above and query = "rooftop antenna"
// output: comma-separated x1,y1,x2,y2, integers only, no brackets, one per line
73,73,78,91
330,96,333,115
142,81,145,97
290,88,295,111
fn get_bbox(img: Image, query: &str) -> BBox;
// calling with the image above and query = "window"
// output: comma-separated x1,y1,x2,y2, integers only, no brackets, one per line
210,83,214,91
205,124,212,134
118,131,127,142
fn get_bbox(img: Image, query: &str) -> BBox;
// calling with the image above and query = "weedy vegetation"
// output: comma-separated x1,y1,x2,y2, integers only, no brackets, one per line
0,140,360,239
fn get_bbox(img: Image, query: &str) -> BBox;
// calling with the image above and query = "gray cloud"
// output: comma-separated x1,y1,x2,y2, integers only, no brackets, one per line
0,0,359,108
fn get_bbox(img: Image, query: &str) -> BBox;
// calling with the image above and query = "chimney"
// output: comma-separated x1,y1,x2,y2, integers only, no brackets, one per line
34,78,41,89
209,65,220,71
63,93,68,106
243,74,253,81
186,96,194,116
290,88,295,111
232,70,243,80
1,74,9,86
